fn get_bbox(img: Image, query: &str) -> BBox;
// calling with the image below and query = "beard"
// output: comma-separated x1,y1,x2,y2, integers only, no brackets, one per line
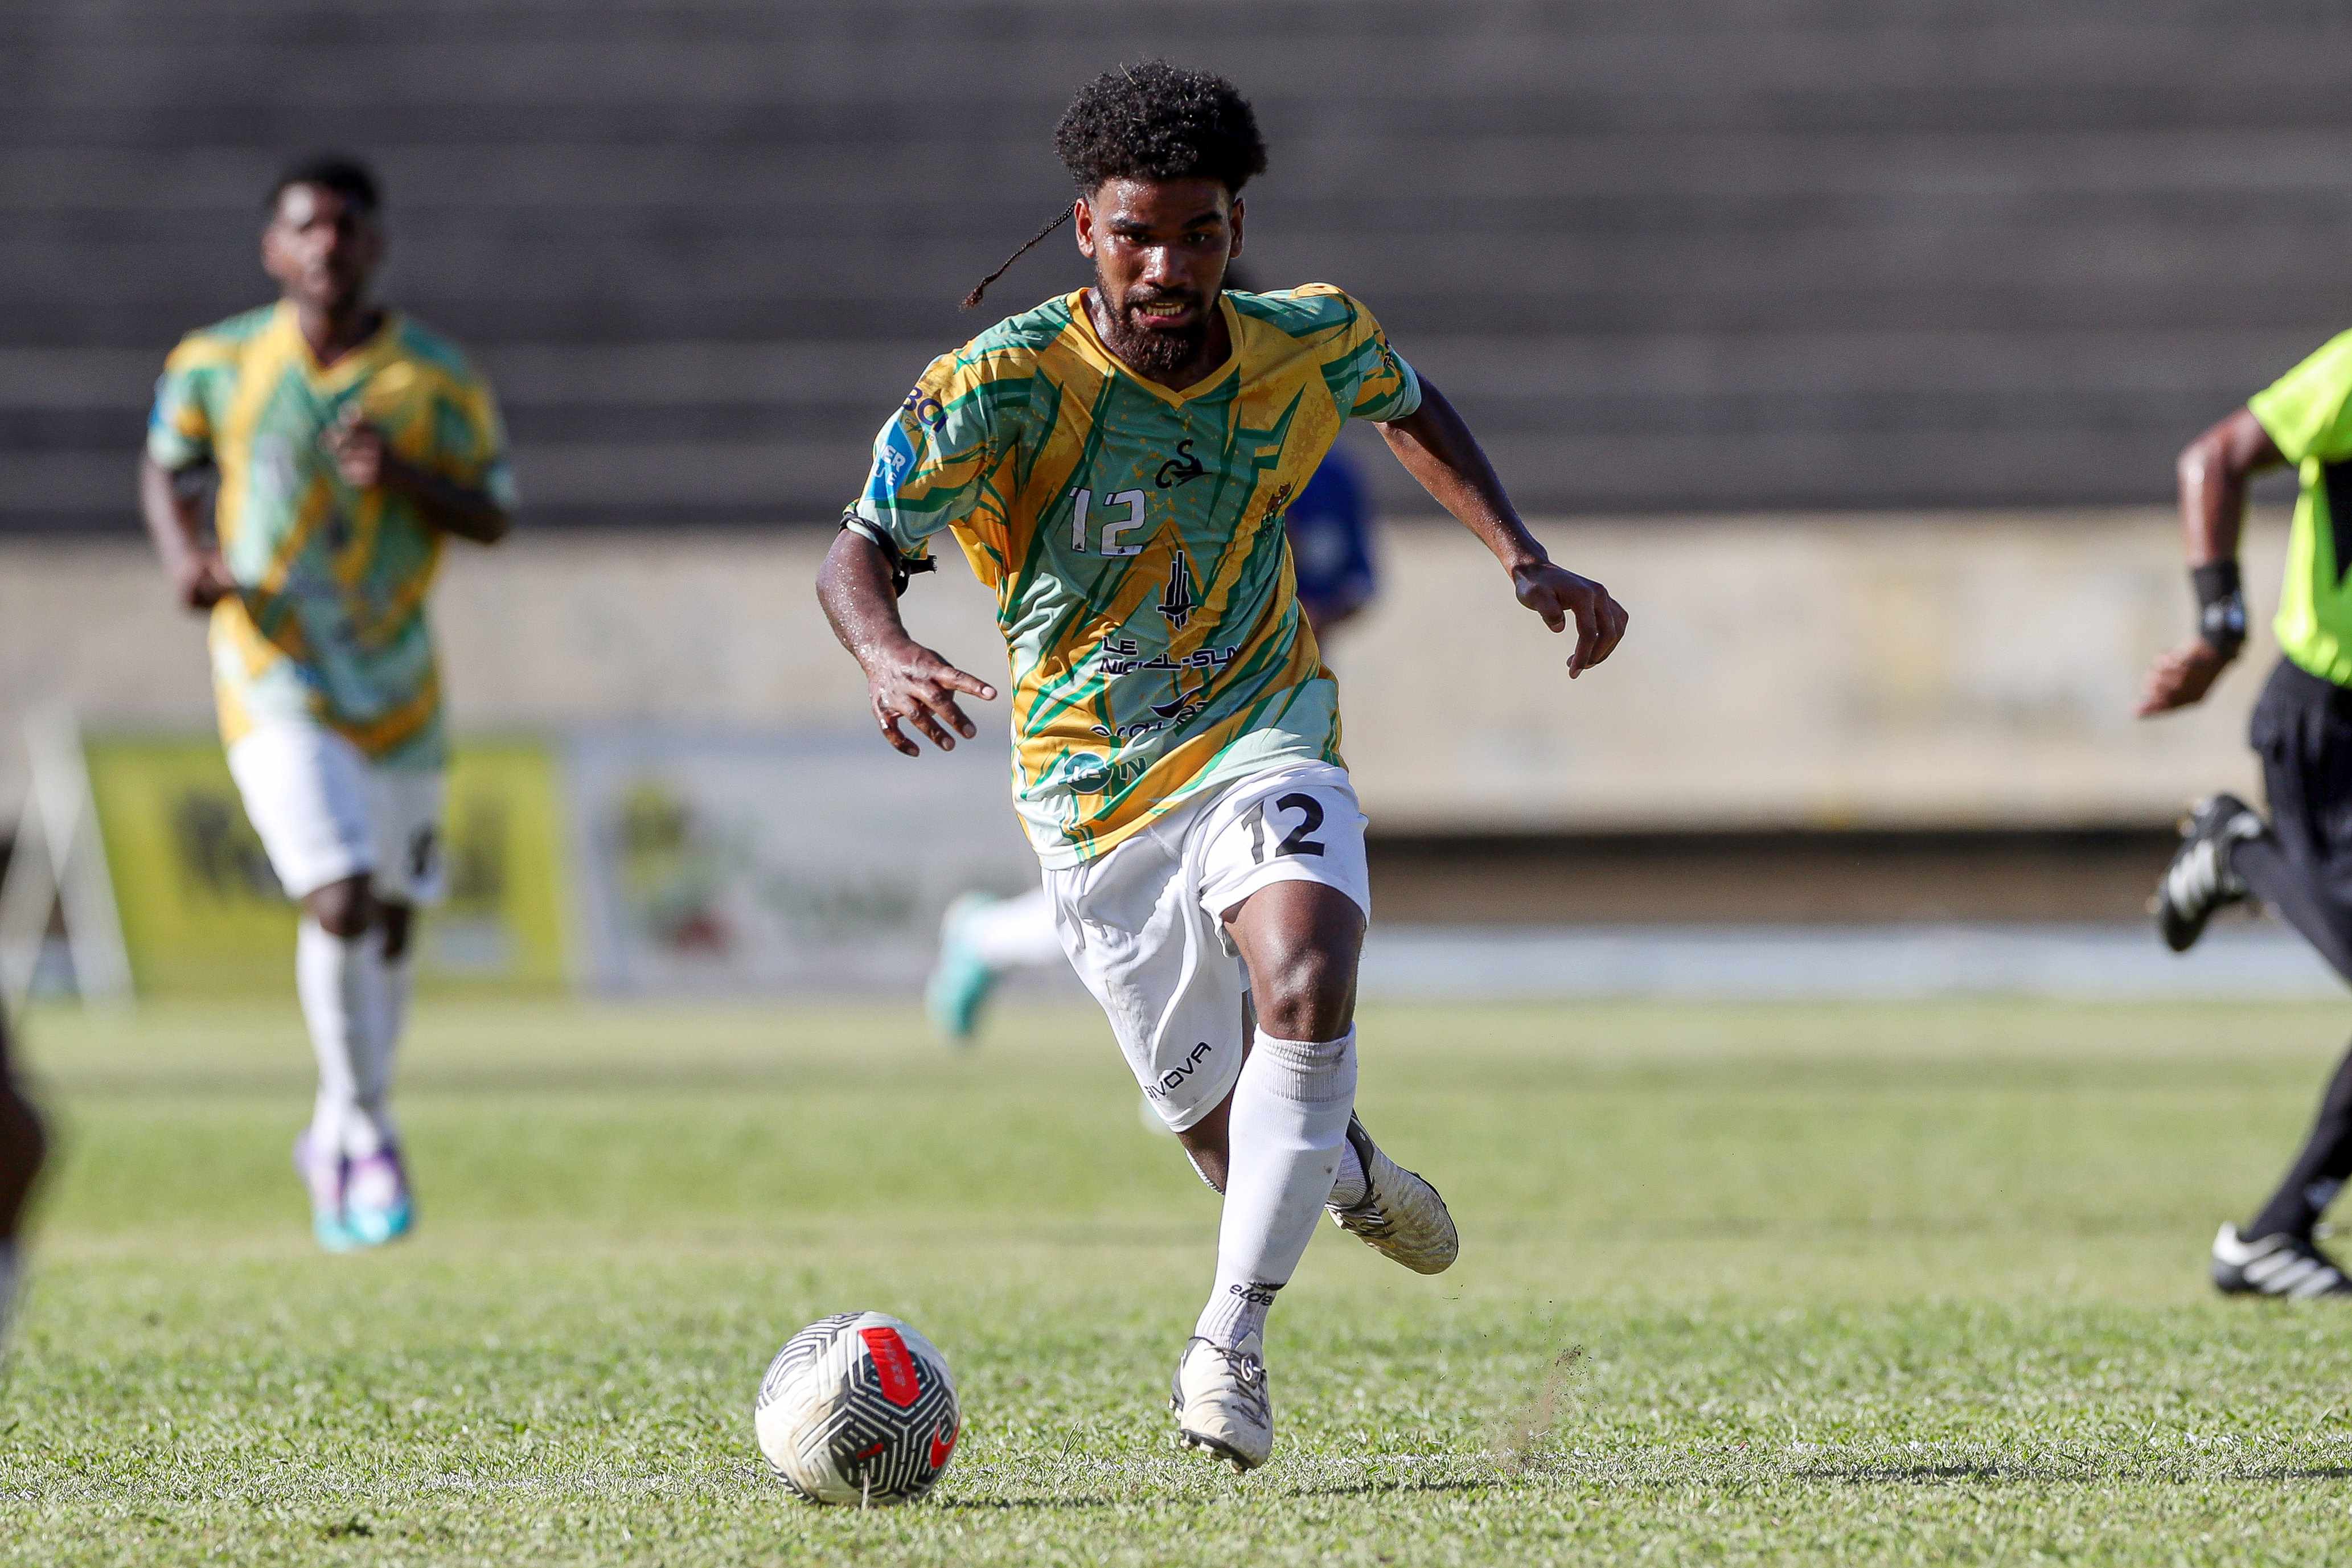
1095,285,1212,375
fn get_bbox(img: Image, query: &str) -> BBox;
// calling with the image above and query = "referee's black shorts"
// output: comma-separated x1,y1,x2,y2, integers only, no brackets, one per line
2252,657,2352,902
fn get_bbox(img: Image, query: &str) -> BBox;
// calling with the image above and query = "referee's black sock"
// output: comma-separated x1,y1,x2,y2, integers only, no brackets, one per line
2246,1039,2352,1242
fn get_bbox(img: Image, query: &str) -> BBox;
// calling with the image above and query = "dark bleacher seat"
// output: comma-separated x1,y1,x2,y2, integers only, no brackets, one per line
6,0,2351,530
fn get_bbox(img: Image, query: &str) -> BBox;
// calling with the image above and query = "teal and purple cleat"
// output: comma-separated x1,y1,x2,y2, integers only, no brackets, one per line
293,1134,413,1251
343,1147,415,1247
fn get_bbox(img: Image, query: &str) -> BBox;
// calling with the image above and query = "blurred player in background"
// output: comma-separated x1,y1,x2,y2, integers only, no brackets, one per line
924,433,1380,1044
138,155,515,1253
2142,329,2352,1298
816,63,1625,1469
0,1007,47,1360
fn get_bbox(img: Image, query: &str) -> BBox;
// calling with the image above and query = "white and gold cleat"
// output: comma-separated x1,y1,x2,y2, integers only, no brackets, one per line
1170,1332,1273,1472
1328,1114,1459,1274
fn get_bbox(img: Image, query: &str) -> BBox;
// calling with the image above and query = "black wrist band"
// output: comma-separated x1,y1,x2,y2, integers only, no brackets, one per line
2191,561,2241,605
2191,561,2247,656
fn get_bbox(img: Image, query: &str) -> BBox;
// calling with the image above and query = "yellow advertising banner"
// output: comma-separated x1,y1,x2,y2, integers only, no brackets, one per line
85,735,573,994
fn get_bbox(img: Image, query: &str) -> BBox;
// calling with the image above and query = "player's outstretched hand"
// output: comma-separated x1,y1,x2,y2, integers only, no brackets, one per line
2136,639,2232,718
864,639,998,756
1513,561,1628,677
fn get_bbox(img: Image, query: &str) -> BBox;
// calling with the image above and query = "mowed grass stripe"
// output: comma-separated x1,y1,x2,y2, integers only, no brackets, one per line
7,998,2352,1565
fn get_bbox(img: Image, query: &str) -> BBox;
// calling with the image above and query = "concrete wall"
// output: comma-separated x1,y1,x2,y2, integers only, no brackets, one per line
12,1,2352,526
0,509,2284,834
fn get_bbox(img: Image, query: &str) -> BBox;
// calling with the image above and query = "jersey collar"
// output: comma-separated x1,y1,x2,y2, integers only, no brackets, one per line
271,299,403,392
1066,289,1242,405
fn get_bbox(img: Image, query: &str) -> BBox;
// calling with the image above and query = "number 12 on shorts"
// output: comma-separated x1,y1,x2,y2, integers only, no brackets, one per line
1247,792,1327,862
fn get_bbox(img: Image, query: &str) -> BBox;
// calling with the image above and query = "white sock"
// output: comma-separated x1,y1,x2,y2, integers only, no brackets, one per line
359,946,411,1151
963,888,1065,970
296,918,386,1160
1193,1029,1357,1348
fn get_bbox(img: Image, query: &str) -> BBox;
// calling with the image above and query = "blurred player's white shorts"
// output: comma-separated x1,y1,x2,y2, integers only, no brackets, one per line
1045,761,1369,1132
227,723,448,906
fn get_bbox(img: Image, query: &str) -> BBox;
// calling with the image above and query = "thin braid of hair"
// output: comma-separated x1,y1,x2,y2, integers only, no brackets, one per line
962,206,1073,310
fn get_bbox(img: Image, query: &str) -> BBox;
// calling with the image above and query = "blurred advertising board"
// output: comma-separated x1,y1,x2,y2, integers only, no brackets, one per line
84,735,574,994
565,729,1036,994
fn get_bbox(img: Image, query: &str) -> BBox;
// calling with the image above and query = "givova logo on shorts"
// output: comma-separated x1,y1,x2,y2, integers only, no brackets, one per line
1148,1041,1215,1100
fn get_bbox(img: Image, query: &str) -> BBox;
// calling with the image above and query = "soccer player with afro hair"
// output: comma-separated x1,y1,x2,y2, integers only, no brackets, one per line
819,61,1628,1471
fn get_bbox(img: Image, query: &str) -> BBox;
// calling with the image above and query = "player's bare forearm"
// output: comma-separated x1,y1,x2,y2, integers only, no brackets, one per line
1377,377,1545,573
1376,376,1629,675
2135,408,2285,718
137,455,235,611
818,529,996,756
322,414,509,543
2177,407,2281,567
378,454,511,544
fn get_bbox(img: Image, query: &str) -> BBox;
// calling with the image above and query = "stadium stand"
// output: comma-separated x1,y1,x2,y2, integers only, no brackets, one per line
5,0,2351,531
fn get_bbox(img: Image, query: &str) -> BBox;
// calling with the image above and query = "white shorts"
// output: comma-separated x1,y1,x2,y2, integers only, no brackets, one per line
227,723,448,906
1046,761,1370,1132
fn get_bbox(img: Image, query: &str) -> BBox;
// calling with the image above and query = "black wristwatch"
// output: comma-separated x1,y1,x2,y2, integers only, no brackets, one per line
2192,561,2247,658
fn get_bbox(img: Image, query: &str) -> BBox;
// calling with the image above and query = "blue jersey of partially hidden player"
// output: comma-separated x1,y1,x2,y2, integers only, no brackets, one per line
1284,448,1376,623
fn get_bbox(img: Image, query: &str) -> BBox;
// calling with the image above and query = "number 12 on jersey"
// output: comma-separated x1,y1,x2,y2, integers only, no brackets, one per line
1070,487,1148,557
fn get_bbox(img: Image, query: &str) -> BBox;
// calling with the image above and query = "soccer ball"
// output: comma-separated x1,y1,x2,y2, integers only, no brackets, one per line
754,1311,962,1505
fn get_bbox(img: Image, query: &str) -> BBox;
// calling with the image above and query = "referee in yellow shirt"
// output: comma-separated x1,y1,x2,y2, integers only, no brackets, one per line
2144,330,2352,1298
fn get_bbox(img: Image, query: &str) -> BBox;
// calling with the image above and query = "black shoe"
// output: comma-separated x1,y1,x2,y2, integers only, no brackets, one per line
2153,794,2262,953
2211,1223,2352,1298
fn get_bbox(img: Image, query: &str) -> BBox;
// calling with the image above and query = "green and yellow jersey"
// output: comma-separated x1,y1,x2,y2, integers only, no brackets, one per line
2250,330,2352,687
147,302,514,769
846,284,1420,867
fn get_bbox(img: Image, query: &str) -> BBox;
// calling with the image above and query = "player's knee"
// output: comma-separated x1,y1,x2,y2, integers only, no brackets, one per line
1253,942,1356,1041
377,901,414,962
304,876,374,939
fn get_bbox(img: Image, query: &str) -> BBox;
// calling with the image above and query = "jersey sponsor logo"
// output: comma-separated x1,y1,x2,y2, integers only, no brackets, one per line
1095,638,1236,679
1148,1040,1216,1099
1155,438,1207,489
1158,557,1196,629
900,388,946,432
872,422,917,497
860,1327,923,1408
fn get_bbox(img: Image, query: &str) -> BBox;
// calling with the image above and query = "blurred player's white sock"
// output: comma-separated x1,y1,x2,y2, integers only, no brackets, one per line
962,888,1064,969
297,918,386,1160
1194,1029,1356,1348
359,943,412,1149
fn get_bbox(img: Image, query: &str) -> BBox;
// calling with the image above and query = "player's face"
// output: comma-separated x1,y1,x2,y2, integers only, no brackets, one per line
1076,176,1242,373
261,183,383,317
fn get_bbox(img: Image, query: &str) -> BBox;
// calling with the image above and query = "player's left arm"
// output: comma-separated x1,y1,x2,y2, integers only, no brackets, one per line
1377,376,1628,676
322,405,513,544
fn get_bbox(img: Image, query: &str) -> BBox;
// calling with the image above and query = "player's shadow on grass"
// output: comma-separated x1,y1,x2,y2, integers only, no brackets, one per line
1793,1461,2059,1486
1280,1476,1495,1500
940,1474,1495,1510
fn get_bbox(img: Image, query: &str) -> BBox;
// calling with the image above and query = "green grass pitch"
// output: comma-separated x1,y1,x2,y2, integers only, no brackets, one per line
9,995,2352,1565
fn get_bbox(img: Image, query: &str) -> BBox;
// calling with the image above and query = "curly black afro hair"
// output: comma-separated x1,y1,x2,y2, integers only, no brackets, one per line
1052,61,1267,195
963,62,1265,309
